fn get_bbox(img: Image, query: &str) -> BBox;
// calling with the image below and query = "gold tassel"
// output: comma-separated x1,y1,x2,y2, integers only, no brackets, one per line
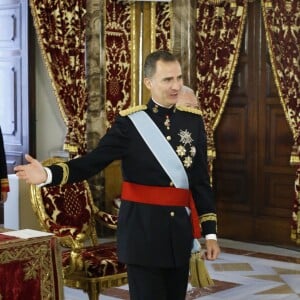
189,251,214,288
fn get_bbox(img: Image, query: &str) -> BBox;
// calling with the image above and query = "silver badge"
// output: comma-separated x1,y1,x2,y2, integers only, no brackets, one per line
178,129,193,146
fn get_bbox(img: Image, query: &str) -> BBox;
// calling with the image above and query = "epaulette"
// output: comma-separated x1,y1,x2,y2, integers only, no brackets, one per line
176,105,202,116
119,105,147,116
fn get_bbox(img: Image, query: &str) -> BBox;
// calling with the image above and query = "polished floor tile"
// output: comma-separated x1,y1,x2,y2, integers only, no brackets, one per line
64,239,300,300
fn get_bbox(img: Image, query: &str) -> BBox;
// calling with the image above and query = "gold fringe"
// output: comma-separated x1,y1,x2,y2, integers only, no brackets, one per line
189,251,214,288
211,2,248,132
119,105,147,116
176,105,203,116
290,151,300,166
261,3,298,146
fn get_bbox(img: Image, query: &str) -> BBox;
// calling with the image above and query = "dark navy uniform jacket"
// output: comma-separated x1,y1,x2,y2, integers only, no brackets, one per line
49,99,217,268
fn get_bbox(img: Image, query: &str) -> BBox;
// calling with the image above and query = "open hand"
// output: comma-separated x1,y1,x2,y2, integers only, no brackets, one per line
14,154,47,185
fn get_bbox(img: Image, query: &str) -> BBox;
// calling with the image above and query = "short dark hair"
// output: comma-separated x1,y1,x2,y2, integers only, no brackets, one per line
143,50,179,78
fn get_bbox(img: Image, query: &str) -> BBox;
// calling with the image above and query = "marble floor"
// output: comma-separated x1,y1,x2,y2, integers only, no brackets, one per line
64,238,300,300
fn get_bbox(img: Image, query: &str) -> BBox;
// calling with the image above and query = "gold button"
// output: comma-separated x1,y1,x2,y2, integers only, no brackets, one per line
166,136,171,141
169,181,174,186
170,211,175,217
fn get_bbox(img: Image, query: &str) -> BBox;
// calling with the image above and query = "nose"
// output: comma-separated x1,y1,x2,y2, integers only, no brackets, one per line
171,79,182,91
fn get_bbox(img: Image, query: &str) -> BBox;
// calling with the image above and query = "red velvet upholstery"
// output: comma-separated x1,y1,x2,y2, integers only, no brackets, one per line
30,157,127,300
41,182,93,239
62,242,126,278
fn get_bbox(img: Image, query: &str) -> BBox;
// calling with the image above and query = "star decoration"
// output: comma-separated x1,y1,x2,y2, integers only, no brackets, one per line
178,129,193,146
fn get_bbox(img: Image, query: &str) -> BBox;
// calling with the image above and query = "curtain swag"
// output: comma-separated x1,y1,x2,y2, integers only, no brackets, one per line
195,0,248,180
30,0,89,157
262,0,300,244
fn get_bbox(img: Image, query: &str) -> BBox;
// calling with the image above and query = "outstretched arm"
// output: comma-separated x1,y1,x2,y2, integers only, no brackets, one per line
14,154,47,185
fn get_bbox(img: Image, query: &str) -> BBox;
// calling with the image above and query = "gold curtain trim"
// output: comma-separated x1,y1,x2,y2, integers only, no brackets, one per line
291,169,300,244
63,144,78,154
168,3,173,51
290,229,300,244
290,151,300,166
212,2,248,132
56,163,70,185
151,2,173,51
261,3,298,152
131,2,137,106
150,3,156,52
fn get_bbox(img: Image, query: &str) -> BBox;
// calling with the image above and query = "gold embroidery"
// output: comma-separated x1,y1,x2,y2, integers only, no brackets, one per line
119,105,147,116
0,237,62,299
200,213,217,223
56,162,69,185
176,105,203,116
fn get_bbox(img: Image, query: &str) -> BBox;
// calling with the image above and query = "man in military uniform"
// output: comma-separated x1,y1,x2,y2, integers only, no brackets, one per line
15,50,220,300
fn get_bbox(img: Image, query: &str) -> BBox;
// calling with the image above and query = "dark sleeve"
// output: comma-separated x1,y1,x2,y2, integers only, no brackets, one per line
189,117,217,236
49,116,130,185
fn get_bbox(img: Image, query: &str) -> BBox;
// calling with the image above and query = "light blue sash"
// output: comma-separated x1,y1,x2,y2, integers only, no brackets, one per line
128,110,201,252
128,111,189,189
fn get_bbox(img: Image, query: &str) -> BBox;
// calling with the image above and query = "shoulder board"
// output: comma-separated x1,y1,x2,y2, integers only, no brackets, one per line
119,105,147,117
176,105,202,116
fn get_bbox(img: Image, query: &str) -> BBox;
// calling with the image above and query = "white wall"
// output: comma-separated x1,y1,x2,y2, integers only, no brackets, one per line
35,37,66,161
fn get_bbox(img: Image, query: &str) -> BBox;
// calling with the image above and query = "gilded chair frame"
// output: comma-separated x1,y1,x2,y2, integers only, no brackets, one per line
30,157,127,300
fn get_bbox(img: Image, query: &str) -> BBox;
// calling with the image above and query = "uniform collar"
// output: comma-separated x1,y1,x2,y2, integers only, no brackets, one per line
147,99,175,115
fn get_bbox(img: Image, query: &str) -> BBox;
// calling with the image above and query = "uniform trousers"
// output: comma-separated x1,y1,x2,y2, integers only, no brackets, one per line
126,263,190,300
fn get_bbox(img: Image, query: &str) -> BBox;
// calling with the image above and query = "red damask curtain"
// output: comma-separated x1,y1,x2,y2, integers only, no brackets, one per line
105,0,132,127
104,1,171,127
30,0,89,157
261,0,300,244
195,0,248,177
155,2,172,50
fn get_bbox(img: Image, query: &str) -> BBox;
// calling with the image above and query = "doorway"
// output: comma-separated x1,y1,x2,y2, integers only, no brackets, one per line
213,2,295,247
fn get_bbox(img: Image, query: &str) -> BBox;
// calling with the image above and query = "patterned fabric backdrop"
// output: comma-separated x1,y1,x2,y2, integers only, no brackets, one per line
105,0,131,127
105,1,172,127
261,0,300,244
30,0,89,157
155,2,172,51
195,0,248,178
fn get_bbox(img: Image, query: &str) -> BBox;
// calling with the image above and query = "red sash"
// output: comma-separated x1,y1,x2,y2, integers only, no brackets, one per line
121,181,201,238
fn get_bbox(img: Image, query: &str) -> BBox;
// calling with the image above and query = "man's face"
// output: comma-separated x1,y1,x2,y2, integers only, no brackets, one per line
144,60,183,107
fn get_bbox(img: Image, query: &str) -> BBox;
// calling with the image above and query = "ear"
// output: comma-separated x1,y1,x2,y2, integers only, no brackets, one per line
144,78,152,90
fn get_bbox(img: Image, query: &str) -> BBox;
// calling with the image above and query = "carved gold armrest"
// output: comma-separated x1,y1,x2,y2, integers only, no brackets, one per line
94,210,118,230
